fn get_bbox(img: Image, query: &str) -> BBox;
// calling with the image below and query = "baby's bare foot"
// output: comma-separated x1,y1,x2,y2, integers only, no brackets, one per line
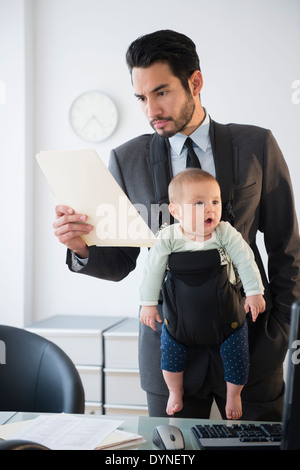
166,390,184,415
226,393,242,419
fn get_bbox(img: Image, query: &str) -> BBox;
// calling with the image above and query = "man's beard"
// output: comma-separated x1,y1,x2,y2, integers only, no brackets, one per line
150,92,195,138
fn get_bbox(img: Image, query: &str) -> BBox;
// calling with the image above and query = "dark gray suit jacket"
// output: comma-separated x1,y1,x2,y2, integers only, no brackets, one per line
67,120,300,397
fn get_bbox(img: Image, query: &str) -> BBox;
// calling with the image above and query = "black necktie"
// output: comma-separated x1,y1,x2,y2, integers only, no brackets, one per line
185,137,201,168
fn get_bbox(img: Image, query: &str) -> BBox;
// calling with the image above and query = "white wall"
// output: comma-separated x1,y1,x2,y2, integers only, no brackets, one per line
0,0,34,326
0,0,299,326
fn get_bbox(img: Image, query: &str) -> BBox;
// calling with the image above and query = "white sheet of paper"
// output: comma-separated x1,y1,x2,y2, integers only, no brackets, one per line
10,414,123,450
36,149,157,247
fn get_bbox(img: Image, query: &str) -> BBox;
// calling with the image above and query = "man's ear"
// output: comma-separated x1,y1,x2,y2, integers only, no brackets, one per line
169,203,181,221
190,70,203,96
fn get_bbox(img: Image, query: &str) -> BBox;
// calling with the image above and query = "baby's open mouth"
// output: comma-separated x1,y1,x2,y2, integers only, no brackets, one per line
205,218,213,224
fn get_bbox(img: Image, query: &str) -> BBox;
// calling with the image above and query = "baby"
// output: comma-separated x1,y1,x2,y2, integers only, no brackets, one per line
139,168,265,419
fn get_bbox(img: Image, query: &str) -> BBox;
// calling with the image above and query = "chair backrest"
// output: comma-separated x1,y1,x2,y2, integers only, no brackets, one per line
0,439,50,450
0,325,85,413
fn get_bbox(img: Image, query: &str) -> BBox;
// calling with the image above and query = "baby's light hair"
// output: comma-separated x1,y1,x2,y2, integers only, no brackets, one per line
168,168,220,203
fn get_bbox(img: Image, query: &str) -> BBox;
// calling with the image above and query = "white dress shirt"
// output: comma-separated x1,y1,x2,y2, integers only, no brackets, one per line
168,111,215,177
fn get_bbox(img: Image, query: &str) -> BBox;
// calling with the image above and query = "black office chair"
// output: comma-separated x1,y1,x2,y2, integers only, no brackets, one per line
0,325,85,413
0,439,50,450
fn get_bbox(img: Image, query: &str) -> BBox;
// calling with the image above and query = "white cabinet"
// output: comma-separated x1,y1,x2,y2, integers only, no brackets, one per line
27,315,125,415
103,318,148,415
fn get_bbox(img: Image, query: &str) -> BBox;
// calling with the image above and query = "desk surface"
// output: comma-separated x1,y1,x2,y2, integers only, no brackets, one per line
1,412,279,451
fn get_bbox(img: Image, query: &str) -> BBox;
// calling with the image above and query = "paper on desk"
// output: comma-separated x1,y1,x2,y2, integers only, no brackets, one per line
9,414,123,450
95,429,145,450
36,149,157,247
0,419,31,440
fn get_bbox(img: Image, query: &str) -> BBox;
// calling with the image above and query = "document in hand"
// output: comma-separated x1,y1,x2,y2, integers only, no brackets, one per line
36,149,157,247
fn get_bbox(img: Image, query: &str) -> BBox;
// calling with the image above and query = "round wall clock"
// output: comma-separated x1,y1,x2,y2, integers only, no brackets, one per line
69,91,118,142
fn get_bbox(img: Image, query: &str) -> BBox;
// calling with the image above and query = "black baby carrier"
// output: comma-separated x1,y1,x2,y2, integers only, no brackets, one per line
148,121,243,346
162,249,246,346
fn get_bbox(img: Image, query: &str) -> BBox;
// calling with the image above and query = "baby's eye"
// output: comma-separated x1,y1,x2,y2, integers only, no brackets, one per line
195,201,203,206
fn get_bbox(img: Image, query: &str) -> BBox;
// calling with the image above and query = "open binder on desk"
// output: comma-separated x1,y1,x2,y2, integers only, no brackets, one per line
36,149,157,248
0,414,145,450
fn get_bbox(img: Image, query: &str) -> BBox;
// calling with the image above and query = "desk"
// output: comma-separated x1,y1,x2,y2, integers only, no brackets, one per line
0,412,279,451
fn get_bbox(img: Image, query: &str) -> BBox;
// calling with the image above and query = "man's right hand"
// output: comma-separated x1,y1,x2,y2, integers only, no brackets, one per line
53,205,93,259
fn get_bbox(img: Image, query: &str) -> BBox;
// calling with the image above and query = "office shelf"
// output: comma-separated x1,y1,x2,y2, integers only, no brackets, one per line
103,317,148,415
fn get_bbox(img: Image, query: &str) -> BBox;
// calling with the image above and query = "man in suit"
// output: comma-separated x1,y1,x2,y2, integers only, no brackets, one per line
53,30,300,420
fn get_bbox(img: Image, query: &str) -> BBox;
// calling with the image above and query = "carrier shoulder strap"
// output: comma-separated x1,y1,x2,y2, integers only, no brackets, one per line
147,133,173,229
147,133,172,206
210,121,235,225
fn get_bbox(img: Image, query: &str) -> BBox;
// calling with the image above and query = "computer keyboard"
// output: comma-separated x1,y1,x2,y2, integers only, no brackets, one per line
191,423,282,450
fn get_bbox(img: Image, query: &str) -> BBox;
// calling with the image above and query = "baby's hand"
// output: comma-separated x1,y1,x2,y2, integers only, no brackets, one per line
244,294,266,322
140,305,162,330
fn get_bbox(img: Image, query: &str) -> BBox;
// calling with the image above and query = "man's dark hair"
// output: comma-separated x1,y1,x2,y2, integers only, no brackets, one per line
126,30,201,91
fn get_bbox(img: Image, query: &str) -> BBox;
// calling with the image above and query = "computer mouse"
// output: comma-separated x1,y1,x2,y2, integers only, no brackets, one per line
152,424,185,450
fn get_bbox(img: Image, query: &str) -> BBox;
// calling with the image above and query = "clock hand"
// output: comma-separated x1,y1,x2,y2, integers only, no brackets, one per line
92,115,104,129
80,116,94,132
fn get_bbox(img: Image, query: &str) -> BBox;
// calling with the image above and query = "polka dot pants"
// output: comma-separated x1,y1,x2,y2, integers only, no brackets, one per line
160,321,250,386
220,320,250,385
160,325,188,373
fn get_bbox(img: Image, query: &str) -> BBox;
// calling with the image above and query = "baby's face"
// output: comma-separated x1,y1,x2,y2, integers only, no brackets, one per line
171,179,222,241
